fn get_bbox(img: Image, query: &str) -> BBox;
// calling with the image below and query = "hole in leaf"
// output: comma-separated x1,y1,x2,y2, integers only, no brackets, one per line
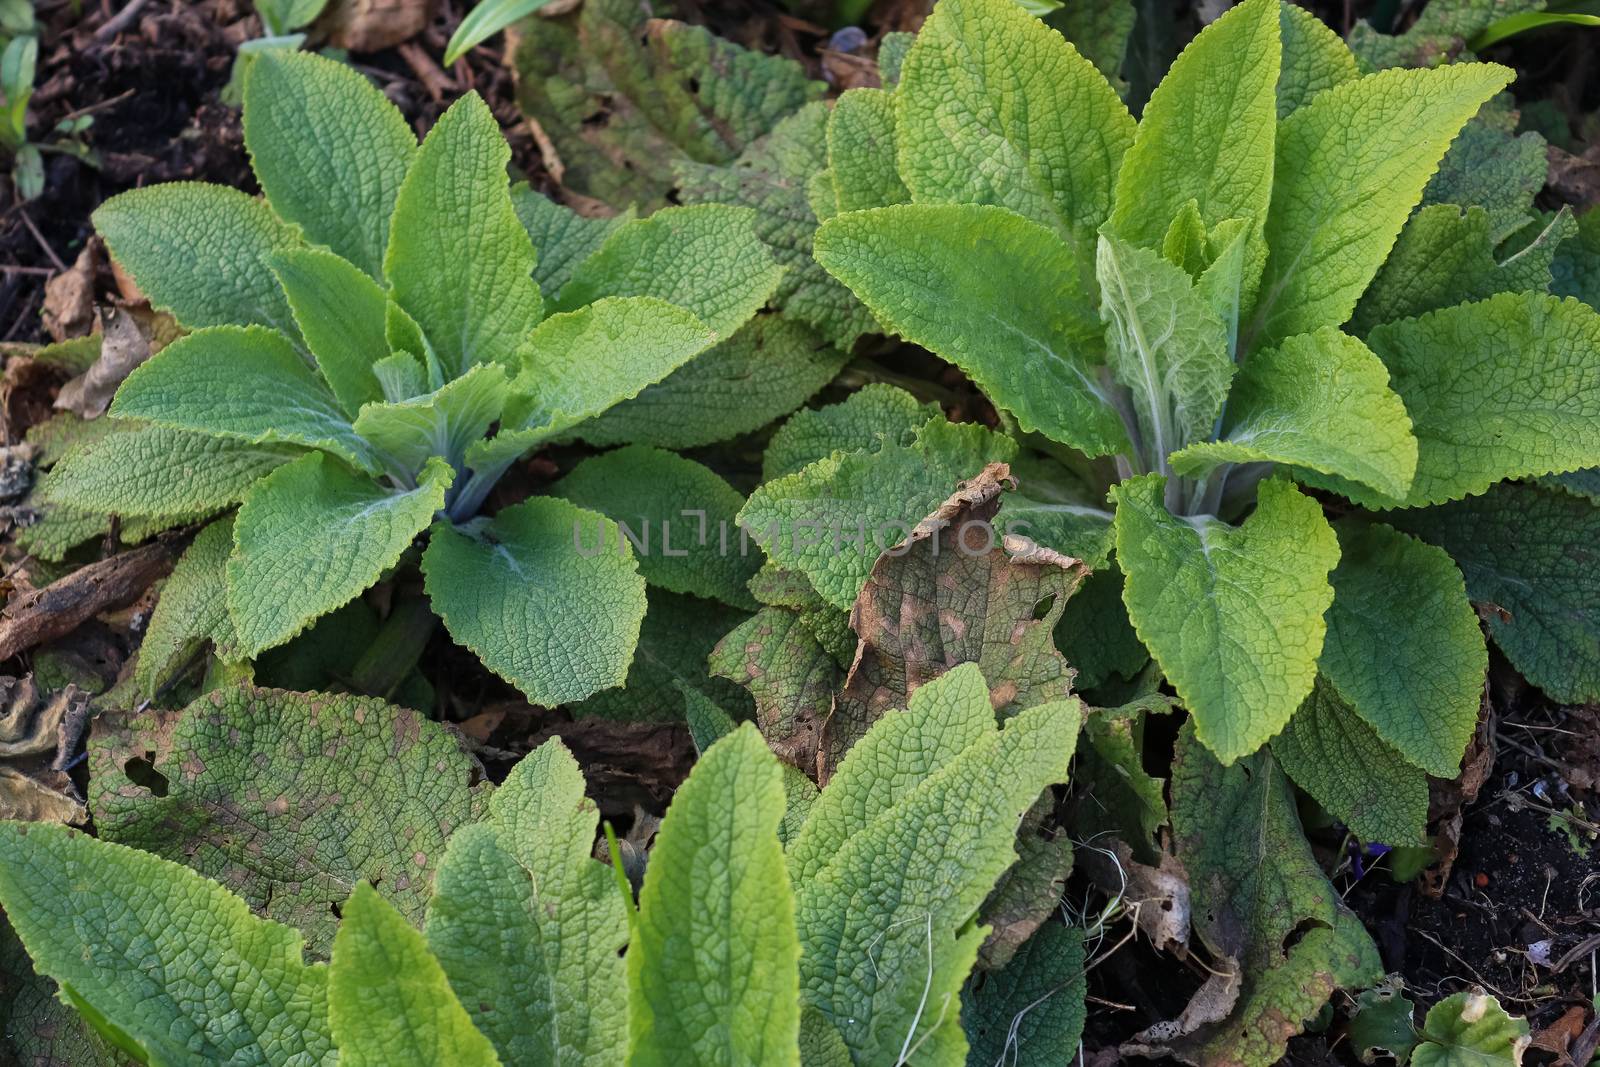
122,755,168,797
1032,593,1056,620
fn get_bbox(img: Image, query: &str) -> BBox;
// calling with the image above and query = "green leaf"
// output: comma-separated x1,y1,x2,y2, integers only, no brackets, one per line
1112,475,1338,763
0,822,334,1066
270,247,391,416
354,363,510,475
896,0,1134,244
1045,0,1135,91
739,417,1018,610
1551,205,1600,307
227,453,452,655
1108,0,1280,246
630,724,800,1067
136,518,241,695
243,51,415,278
45,422,298,519
425,739,629,1066
709,606,843,773
1271,679,1430,844
577,316,849,451
1351,204,1575,335
1276,0,1359,116
1319,522,1486,778
1349,981,1420,1064
109,326,375,473
674,103,876,351
1348,0,1541,69
815,204,1126,457
554,204,784,340
1423,109,1548,247
446,0,556,64
796,693,1082,1066
1168,327,1418,500
1052,563,1146,690
93,183,304,338
385,92,541,377
92,683,487,955
1413,991,1530,1067
511,184,633,299
553,445,759,608
962,924,1087,1067
574,591,753,722
0,920,124,1067
762,384,937,483
330,883,499,1067
422,495,648,705
826,88,908,213
1248,63,1514,348
1394,482,1600,704
1096,232,1233,461
1314,293,1600,507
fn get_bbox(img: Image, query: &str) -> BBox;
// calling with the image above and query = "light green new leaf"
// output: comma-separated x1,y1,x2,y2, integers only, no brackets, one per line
1109,0,1280,246
46,422,298,518
511,184,632,299
1096,233,1233,461
423,495,648,706
1169,327,1417,499
271,247,390,416
330,883,499,1067
1319,522,1486,778
786,663,993,885
228,454,452,655
762,383,937,483
91,684,489,954
815,204,1126,457
136,518,241,694
1395,482,1600,704
796,696,1082,1067
896,0,1134,244
1249,62,1514,348
354,363,509,475
554,445,758,609
739,418,1018,610
110,325,375,472
386,93,541,376
1312,293,1600,508
1112,475,1338,763
0,822,334,1066
1413,991,1530,1067
243,51,416,278
962,924,1087,1067
630,725,800,1067
1272,679,1430,844
93,182,304,339
553,204,784,340
426,740,628,1066
579,315,849,451
827,88,908,213
1277,2,1358,116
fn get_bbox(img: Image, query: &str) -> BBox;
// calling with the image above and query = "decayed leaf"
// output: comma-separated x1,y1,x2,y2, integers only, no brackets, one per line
974,798,1073,970
820,463,1088,782
41,242,98,344
53,308,156,419
89,684,490,956
316,0,439,52
709,606,841,772
0,675,90,825
0,766,85,823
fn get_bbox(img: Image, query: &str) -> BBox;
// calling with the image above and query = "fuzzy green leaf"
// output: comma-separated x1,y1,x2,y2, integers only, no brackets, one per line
1249,63,1514,347
962,924,1087,1067
816,204,1126,457
93,183,305,339
739,418,1018,609
423,495,648,706
762,384,936,483
827,88,908,213
1276,0,1359,116
1168,327,1418,499
136,518,241,695
354,364,509,475
1319,522,1486,777
270,247,391,416
574,591,753,722
1395,482,1600,704
385,93,541,376
1414,991,1531,1067
426,739,628,1066
630,724,800,1067
0,822,334,1066
243,51,416,278
1109,0,1280,246
330,883,499,1067
109,326,375,472
1112,475,1338,763
896,0,1134,244
91,683,488,954
46,422,298,519
511,185,632,299
227,453,451,655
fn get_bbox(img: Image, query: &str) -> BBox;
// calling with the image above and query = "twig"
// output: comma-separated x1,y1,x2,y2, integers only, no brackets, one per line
1552,933,1600,975
0,263,55,275
17,210,66,273
93,0,152,41
54,88,135,125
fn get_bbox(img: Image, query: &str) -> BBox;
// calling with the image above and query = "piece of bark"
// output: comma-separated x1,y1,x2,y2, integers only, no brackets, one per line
0,539,178,661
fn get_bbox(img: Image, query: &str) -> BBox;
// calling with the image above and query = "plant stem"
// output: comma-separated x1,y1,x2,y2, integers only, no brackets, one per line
348,590,437,701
